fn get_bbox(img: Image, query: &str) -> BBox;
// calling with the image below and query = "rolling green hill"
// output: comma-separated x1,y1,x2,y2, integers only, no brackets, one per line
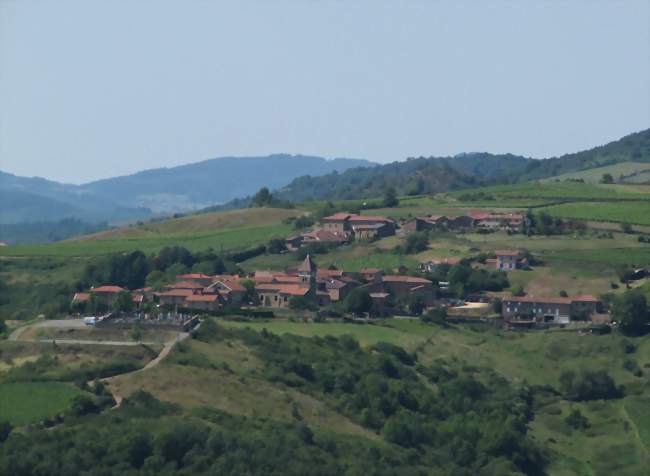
542,161,650,184
267,129,650,204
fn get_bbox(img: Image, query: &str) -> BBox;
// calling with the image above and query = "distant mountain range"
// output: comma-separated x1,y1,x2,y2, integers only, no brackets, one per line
1,129,648,244
0,155,371,225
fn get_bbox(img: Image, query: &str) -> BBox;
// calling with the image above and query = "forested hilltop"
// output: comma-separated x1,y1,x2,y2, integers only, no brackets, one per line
270,129,650,202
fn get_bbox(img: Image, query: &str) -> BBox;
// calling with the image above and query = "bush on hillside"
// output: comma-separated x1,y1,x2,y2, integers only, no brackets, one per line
559,369,623,401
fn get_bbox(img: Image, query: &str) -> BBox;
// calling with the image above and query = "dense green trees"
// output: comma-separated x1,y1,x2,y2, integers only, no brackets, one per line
614,291,649,336
0,324,548,475
344,289,373,316
559,369,623,401
113,291,134,313
398,231,428,254
600,173,614,184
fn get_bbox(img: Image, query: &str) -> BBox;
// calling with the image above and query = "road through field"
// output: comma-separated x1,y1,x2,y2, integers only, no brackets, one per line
9,318,197,407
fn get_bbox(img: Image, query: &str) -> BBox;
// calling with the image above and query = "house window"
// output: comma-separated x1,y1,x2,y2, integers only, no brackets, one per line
284,296,288,302
274,295,278,301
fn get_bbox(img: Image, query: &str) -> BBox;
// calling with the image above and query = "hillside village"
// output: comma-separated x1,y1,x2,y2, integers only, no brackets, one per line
69,208,640,330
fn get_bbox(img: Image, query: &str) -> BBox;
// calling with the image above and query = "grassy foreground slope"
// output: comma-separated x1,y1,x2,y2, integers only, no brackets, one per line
106,318,650,476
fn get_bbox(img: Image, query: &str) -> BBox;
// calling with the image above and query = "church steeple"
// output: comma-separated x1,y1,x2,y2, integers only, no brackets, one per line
298,254,316,289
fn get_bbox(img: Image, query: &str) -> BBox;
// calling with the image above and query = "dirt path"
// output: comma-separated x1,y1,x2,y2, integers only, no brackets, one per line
102,330,193,407
11,318,198,408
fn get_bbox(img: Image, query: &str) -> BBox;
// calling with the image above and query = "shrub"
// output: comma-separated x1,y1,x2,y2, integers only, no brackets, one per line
289,296,318,311
564,409,590,430
559,369,623,401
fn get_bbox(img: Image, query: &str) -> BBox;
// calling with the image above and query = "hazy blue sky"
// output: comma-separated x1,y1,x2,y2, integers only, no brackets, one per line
1,1,648,184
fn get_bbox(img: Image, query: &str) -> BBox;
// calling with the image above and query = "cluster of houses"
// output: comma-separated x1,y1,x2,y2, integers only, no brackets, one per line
402,212,527,234
285,213,396,250
72,251,606,326
72,255,438,316
283,210,527,253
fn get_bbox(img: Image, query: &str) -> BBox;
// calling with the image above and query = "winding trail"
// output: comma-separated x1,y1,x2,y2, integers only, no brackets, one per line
9,318,198,408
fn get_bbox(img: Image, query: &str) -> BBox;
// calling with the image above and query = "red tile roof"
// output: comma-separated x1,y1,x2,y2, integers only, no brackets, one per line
317,269,344,278
255,283,309,296
321,212,353,221
158,289,195,297
214,280,246,292
186,294,220,302
73,292,90,302
303,229,349,242
171,281,205,289
572,295,600,302
91,285,125,294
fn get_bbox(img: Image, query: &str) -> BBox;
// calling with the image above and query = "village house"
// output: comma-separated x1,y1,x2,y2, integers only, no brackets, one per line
205,279,247,305
320,213,395,240
184,294,222,312
89,285,126,304
401,215,450,233
447,215,476,230
494,250,528,271
470,212,526,233
324,277,360,301
157,288,196,306
502,295,602,324
401,217,435,234
285,228,350,250
361,275,437,307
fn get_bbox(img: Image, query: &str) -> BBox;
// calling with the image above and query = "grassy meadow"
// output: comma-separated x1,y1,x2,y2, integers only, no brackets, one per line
0,382,83,425
541,161,650,184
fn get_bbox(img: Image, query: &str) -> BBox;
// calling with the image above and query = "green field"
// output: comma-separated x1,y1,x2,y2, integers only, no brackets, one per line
221,319,428,347
455,182,650,201
539,201,650,226
542,161,650,184
0,382,84,425
0,222,293,257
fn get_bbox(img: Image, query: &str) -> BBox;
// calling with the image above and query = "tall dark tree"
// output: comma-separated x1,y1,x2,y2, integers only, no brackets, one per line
614,291,649,336
251,187,273,207
383,187,399,207
345,289,373,316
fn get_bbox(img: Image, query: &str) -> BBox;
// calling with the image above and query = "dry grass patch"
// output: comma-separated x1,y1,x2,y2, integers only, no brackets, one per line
110,364,377,439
